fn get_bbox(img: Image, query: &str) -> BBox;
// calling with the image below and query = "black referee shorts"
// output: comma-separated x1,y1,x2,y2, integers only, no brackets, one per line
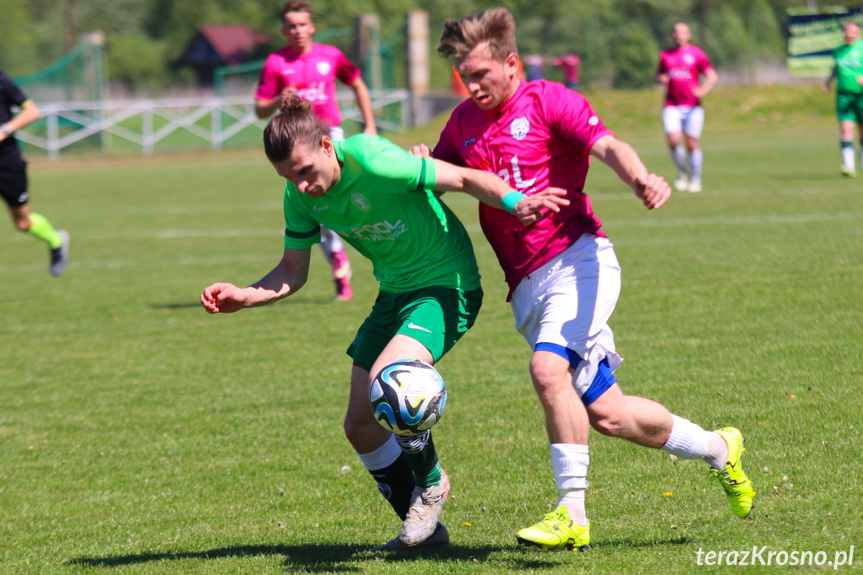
0,149,28,208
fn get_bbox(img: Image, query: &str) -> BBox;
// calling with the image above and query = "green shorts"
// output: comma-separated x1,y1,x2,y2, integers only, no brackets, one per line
347,286,483,372
836,90,863,123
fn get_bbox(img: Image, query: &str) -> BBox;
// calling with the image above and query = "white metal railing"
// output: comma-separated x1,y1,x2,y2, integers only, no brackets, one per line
16,90,411,160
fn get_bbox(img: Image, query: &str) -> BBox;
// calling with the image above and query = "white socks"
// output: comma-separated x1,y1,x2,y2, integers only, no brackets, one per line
660,414,728,469
843,145,856,171
358,433,401,470
661,414,710,459
671,145,688,174
689,148,703,183
551,443,589,525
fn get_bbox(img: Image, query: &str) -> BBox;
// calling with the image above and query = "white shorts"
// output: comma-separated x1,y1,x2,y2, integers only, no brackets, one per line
662,105,704,139
511,235,623,404
329,126,346,142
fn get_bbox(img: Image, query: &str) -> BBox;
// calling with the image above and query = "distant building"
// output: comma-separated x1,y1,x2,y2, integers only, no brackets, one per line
177,25,270,86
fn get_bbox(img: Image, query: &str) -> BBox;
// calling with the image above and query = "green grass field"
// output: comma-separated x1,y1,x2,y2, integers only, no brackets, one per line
1,84,861,574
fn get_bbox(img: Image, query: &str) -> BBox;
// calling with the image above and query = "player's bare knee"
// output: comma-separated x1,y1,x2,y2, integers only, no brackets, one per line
343,415,370,445
529,362,568,404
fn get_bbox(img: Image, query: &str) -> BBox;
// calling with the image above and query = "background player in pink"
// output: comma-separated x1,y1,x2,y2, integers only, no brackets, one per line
255,1,377,300
656,21,717,193
416,7,754,551
552,53,580,91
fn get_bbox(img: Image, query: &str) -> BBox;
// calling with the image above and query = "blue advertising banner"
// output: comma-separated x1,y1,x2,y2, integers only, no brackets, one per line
787,7,863,77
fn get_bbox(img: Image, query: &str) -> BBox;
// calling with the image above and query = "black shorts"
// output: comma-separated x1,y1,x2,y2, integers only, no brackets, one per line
0,149,29,208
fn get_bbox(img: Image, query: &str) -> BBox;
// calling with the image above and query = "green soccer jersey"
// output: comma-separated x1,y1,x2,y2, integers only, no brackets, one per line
834,39,863,94
282,134,481,293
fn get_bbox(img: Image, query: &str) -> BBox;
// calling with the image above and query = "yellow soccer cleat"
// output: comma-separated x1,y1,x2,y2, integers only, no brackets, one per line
711,427,756,518
516,506,589,552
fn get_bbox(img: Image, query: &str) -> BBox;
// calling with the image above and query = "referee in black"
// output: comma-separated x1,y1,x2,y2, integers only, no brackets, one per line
1,70,68,276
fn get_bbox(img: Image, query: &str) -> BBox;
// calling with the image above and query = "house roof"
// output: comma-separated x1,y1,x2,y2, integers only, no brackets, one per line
196,25,270,65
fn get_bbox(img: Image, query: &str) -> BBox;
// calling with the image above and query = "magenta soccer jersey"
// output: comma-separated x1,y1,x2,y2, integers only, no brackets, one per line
657,45,713,107
433,80,613,297
255,43,361,127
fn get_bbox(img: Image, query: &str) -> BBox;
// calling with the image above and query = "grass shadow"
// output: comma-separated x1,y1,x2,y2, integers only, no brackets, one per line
588,535,693,550
150,302,203,310
69,542,570,571
70,543,363,572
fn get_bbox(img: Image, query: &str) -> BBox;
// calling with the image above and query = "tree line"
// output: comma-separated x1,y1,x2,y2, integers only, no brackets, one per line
0,0,808,92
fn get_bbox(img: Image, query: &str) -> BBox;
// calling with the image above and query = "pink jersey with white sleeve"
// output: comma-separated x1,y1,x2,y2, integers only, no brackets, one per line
433,80,613,297
657,45,713,107
255,43,361,127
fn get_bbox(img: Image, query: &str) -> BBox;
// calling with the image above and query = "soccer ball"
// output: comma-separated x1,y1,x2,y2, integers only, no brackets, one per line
370,359,447,436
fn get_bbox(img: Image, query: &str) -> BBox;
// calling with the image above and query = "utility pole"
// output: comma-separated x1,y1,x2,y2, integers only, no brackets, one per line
698,0,708,48
65,0,76,51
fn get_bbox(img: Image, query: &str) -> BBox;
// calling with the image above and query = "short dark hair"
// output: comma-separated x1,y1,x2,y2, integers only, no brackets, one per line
280,1,313,21
263,95,329,163
437,7,518,62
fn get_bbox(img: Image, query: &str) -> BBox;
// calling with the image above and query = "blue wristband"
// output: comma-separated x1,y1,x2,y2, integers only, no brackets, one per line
501,191,526,214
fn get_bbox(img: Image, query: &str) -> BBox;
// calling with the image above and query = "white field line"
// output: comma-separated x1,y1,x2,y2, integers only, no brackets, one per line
1,212,861,274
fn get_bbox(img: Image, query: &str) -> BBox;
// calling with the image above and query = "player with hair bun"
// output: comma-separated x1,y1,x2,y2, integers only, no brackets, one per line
202,95,568,550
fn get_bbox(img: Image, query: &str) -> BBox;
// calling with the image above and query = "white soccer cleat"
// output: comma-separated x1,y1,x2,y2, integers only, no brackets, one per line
673,174,689,192
372,522,449,551
687,180,702,193
398,471,450,546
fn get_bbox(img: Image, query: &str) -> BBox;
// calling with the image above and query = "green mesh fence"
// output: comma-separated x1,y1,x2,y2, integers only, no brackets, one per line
15,39,106,103
14,39,107,155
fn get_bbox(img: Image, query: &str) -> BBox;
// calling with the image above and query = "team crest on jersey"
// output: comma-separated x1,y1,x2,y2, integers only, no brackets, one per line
588,116,599,126
510,117,530,141
351,192,371,212
317,62,332,75
683,54,695,65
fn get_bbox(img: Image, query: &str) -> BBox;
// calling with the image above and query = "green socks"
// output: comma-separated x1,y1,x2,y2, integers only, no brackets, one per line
27,212,63,249
397,432,443,487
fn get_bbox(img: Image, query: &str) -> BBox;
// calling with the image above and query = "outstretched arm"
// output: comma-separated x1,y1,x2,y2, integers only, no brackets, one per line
589,134,671,210
347,77,377,136
823,66,837,93
201,247,311,313
432,158,569,225
0,100,39,143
